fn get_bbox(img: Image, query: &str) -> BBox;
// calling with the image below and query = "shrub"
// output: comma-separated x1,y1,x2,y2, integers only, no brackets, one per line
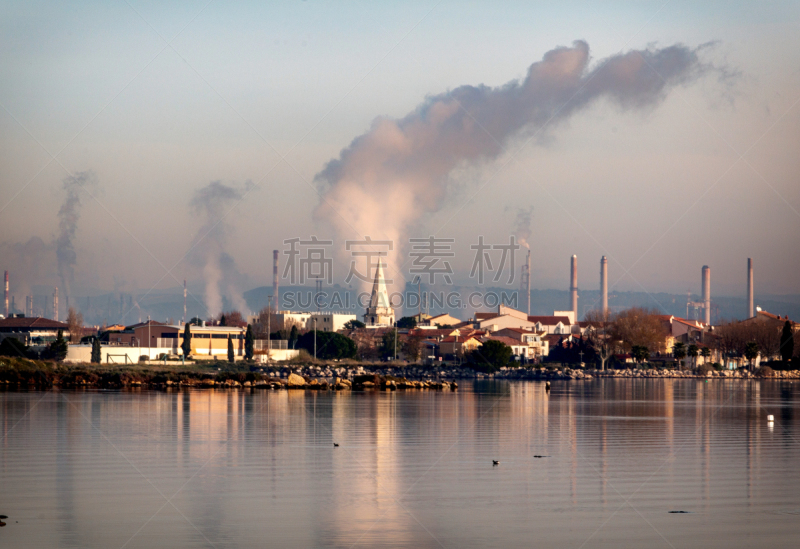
696,363,714,376
755,366,775,378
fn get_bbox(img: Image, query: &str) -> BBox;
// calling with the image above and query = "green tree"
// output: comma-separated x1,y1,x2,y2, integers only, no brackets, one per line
181,323,192,357
227,336,234,362
744,341,759,370
700,346,711,363
49,330,69,362
688,344,699,368
344,319,365,330
245,324,254,360
296,331,357,360
380,330,399,359
468,340,512,373
396,316,417,329
189,317,203,326
780,320,794,363
219,314,227,327
631,345,649,364
672,342,686,369
91,337,101,363
289,325,299,348
0,337,28,358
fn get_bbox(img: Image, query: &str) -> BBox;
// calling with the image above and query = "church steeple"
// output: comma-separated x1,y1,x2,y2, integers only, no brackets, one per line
364,259,395,327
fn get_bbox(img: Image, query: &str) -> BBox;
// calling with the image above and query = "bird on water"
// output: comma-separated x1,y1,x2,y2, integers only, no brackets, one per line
334,443,339,447
492,460,499,465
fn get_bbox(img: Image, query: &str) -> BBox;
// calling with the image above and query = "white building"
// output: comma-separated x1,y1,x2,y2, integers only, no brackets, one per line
247,311,357,333
364,260,395,327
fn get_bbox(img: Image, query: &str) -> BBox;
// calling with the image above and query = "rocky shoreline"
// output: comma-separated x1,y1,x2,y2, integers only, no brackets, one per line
1,358,797,390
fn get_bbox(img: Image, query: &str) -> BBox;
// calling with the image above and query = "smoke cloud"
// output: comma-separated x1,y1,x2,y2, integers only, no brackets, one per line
189,181,253,318
512,206,534,250
56,171,96,301
314,41,710,286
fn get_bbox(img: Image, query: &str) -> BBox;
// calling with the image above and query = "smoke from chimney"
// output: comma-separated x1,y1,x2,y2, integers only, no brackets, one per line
512,206,534,250
314,41,709,284
56,172,96,305
189,181,253,318
747,258,753,318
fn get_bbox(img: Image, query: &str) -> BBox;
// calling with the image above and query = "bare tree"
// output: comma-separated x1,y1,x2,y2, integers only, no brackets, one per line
583,309,615,370
610,307,669,353
66,307,84,343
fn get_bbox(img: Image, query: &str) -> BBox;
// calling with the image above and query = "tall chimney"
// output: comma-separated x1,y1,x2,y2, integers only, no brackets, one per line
570,255,578,322
53,286,59,322
701,265,710,325
747,258,754,318
272,250,280,313
183,280,187,323
520,249,531,315
4,271,8,317
26,295,32,318
600,256,608,316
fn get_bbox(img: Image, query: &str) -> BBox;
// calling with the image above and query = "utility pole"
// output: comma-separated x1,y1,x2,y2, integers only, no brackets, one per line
267,296,272,368
313,317,317,361
394,322,398,361
148,315,151,361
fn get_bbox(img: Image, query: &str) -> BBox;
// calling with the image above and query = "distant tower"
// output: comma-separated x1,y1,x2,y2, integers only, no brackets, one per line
747,258,754,318
569,255,578,321
26,295,33,318
364,260,395,327
53,286,59,322
183,280,187,323
272,250,280,313
600,256,608,315
520,250,531,315
701,265,711,325
3,271,8,317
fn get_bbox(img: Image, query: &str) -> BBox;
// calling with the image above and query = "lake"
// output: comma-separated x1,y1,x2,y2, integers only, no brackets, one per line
1,380,799,548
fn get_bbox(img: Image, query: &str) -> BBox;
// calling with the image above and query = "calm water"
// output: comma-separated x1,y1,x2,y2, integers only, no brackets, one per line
1,380,799,548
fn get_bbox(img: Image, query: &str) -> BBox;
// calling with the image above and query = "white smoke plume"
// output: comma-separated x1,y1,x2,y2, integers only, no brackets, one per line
189,181,253,318
512,206,534,250
56,171,96,301
314,41,713,286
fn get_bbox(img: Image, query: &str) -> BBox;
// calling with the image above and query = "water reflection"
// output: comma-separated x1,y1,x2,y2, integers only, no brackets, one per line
1,380,799,548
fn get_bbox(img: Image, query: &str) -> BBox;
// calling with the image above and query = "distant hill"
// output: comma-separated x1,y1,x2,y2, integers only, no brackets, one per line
48,283,800,327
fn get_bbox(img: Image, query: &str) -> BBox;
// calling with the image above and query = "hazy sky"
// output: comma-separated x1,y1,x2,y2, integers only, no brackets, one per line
1,0,799,310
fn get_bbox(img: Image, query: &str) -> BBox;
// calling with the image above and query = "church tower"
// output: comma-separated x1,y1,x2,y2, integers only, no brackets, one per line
364,260,395,327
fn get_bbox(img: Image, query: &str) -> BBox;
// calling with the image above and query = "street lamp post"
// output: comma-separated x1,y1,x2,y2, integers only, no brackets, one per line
313,317,317,361
147,315,151,361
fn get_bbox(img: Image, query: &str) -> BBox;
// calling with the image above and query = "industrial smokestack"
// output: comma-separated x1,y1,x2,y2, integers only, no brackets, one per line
520,250,531,316
701,265,710,325
183,280,187,323
600,256,608,316
4,271,8,317
53,287,59,322
272,250,279,313
747,258,754,318
570,255,578,322
26,295,32,318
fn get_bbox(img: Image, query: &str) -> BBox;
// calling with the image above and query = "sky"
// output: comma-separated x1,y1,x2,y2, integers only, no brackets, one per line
1,0,799,317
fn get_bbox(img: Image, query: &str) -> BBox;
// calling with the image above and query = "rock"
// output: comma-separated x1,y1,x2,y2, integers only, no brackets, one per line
287,373,306,387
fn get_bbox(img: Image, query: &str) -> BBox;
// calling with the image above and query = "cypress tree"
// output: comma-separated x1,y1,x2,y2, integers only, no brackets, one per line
245,324,254,360
50,330,68,362
780,320,794,363
91,337,101,363
181,323,192,357
227,335,234,363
